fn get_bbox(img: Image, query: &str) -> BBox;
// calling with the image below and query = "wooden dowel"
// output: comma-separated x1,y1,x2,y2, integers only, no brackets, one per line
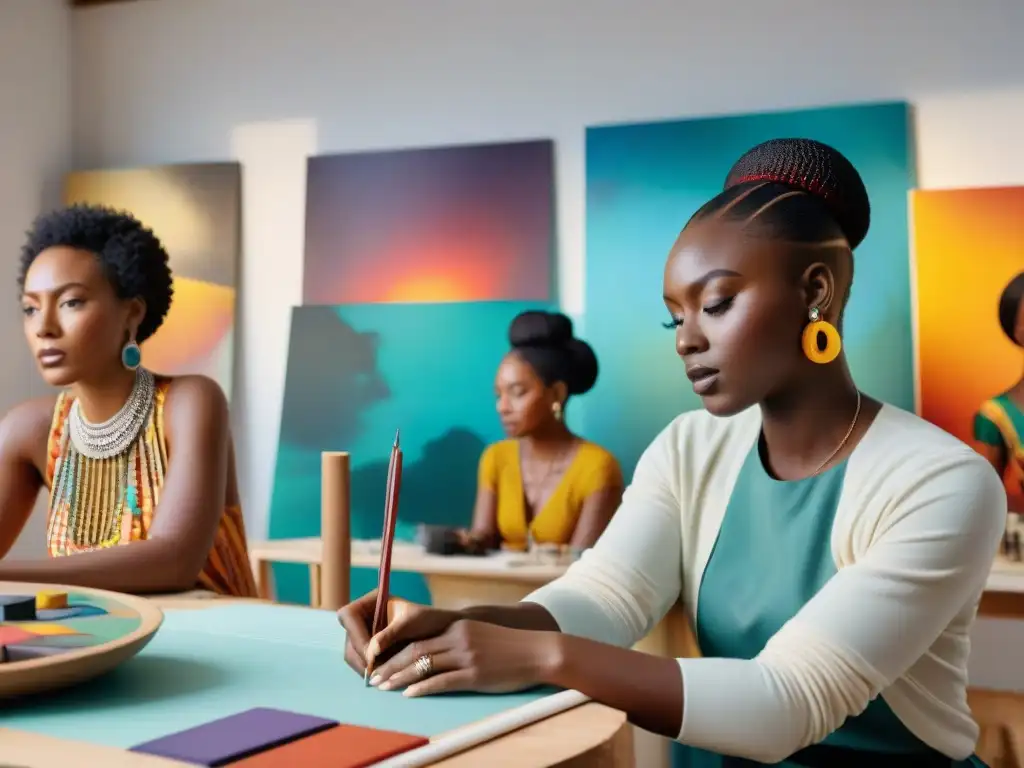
320,451,351,610
309,564,322,609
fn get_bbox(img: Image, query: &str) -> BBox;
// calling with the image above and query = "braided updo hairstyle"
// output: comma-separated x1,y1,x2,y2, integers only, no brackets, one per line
688,137,871,253
18,204,174,343
999,272,1024,347
509,310,599,399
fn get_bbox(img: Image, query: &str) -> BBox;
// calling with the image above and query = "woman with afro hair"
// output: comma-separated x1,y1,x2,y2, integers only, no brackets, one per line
339,139,1002,767
0,204,256,597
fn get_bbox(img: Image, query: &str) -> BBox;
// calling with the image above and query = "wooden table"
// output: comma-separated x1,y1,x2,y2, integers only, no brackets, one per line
981,557,1024,618
250,539,694,768
2,594,634,768
247,542,1024,768
250,539,563,607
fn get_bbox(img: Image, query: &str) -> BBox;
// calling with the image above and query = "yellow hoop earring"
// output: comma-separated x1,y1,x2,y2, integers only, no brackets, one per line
801,307,842,364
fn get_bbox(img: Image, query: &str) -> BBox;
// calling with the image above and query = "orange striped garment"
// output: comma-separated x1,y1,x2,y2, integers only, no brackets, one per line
45,376,258,597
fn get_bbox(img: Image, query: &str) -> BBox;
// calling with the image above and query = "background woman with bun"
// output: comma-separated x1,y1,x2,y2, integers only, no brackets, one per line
974,271,1024,512
340,140,1001,766
459,310,623,552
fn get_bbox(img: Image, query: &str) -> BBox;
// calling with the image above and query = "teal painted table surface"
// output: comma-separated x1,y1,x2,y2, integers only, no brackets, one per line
5,603,563,748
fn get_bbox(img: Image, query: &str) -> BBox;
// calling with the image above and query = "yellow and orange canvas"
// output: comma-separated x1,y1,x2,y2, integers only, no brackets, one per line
911,186,1024,505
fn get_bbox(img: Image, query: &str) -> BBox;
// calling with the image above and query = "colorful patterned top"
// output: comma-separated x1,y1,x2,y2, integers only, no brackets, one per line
974,392,1024,498
44,376,258,597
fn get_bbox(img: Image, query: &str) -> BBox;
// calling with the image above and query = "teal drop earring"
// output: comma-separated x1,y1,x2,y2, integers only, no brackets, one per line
122,334,142,370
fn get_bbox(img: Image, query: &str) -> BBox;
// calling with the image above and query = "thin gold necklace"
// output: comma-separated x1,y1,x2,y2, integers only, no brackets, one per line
519,439,576,517
811,390,863,476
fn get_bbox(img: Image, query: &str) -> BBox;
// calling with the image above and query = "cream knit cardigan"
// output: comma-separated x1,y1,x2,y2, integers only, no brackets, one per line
526,404,1006,763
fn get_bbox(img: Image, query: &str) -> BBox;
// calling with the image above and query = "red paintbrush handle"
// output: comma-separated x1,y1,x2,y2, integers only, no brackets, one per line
371,449,402,636
380,451,402,595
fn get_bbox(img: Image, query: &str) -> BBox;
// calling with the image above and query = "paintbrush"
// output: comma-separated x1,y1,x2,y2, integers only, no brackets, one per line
365,428,403,685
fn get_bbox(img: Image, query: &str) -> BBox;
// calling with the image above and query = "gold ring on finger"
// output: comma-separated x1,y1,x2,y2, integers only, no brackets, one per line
414,654,433,678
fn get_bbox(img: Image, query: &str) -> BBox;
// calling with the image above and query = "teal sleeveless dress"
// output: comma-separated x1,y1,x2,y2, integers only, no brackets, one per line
672,442,987,767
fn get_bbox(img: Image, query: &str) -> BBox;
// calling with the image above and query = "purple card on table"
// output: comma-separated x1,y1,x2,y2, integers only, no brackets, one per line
130,707,337,766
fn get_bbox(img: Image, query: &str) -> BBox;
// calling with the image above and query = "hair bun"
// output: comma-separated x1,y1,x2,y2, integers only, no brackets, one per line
508,310,599,396
509,310,574,349
562,338,599,395
723,138,871,249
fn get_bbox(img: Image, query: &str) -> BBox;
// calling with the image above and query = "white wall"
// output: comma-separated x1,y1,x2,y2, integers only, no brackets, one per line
69,0,1024,686
0,0,72,556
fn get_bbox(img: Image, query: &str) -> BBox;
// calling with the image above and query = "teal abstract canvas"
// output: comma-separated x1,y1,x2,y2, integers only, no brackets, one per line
269,301,554,605
583,102,915,477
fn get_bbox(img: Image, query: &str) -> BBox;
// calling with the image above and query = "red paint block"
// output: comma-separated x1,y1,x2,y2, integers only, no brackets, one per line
0,626,38,646
231,723,429,768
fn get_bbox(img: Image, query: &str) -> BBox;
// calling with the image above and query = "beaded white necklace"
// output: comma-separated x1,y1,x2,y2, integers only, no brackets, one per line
68,367,156,460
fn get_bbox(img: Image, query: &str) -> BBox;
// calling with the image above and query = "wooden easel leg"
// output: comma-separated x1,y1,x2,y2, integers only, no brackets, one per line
309,564,322,609
253,558,274,601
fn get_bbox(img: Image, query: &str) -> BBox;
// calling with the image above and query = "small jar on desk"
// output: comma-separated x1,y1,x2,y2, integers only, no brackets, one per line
516,538,583,567
1003,512,1023,562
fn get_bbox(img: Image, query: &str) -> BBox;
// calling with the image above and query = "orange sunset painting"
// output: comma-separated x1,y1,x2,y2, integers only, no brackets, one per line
63,162,241,399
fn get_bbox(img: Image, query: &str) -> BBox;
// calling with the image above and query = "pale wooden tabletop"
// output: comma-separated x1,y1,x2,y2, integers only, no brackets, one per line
2,592,633,768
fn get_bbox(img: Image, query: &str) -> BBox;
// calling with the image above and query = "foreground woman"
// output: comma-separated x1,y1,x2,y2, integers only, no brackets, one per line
0,204,256,597
340,139,1002,767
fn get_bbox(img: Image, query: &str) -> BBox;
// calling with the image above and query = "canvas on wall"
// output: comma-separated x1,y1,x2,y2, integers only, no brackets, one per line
268,300,558,605
583,101,916,476
63,163,242,398
302,140,555,305
911,186,1024,510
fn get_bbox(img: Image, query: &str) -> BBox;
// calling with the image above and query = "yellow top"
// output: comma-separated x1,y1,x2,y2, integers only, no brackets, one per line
478,439,623,549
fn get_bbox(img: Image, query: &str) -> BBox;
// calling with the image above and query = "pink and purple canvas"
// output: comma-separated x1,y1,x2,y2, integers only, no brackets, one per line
302,140,555,305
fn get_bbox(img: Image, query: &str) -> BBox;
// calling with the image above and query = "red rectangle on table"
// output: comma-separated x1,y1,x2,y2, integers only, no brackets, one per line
229,723,428,767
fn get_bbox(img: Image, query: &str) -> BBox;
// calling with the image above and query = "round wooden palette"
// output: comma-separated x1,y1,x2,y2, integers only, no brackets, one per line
0,580,163,700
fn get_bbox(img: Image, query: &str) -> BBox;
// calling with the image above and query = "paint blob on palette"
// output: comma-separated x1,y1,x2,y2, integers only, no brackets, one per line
0,591,141,663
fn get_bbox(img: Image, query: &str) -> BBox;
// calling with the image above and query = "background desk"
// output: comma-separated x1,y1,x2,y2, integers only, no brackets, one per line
3,598,632,768
249,539,699,658
981,558,1024,618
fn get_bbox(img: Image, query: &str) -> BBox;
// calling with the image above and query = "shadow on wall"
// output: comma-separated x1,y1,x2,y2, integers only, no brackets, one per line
269,308,489,604
273,426,487,606
278,306,390,450
275,306,486,533
347,426,486,604
351,427,485,532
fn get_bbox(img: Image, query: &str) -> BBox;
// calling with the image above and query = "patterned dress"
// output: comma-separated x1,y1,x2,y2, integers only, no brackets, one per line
45,376,258,597
975,393,1024,501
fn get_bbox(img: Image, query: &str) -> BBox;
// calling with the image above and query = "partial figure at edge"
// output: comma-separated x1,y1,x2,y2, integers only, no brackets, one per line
974,271,1024,516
